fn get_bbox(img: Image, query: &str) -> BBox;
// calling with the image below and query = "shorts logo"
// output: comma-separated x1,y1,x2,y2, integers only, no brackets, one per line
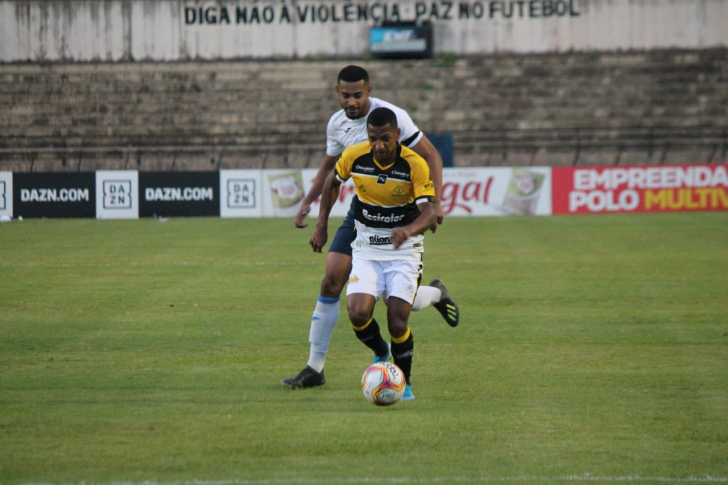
349,275,360,283
103,180,132,209
0,181,5,210
377,174,388,184
369,235,392,245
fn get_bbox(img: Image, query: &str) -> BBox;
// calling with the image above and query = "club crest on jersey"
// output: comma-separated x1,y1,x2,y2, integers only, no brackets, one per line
377,174,388,184
391,186,407,197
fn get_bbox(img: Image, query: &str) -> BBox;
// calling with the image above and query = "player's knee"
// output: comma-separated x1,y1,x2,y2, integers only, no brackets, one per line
348,308,370,328
388,319,408,339
320,272,347,298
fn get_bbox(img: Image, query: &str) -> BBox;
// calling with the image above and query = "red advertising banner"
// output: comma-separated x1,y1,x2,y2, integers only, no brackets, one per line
552,164,728,214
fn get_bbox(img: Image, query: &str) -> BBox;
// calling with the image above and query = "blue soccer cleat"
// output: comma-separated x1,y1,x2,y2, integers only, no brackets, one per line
401,384,415,401
373,343,391,364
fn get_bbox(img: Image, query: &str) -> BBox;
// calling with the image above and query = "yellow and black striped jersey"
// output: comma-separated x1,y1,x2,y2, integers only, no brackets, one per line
334,142,435,260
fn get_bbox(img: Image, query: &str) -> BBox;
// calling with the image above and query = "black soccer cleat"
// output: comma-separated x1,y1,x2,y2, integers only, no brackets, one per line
281,366,325,389
430,279,460,327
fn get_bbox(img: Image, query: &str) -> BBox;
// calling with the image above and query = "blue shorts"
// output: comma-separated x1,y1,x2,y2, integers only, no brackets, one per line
329,198,356,256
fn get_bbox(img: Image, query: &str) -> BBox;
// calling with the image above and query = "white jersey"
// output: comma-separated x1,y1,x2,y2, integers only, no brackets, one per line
326,97,424,157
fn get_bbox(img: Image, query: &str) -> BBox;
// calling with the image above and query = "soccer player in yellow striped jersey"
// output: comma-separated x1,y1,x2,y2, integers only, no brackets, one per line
334,130,435,261
311,107,437,400
282,65,459,393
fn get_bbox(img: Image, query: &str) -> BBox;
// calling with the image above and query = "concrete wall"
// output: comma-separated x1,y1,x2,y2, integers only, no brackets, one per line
2,49,726,172
2,0,727,62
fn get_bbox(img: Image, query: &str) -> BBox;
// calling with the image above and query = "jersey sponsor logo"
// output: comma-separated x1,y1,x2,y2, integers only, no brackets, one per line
145,186,214,202
369,234,392,245
391,170,410,180
20,188,90,203
355,164,376,173
377,174,388,184
362,208,405,223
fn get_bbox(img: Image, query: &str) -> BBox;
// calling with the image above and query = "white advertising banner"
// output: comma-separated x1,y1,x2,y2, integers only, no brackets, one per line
274,166,553,221
262,169,307,218
220,168,355,220
303,168,357,219
220,169,263,218
441,167,552,217
95,170,139,219
0,172,12,219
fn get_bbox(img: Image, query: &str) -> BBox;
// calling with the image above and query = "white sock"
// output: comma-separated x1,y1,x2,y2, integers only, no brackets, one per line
307,295,340,372
412,285,442,312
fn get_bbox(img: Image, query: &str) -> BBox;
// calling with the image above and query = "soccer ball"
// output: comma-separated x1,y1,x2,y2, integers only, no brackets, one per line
361,362,406,406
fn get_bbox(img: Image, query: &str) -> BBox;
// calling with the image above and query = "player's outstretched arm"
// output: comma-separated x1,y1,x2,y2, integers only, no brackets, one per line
295,155,339,228
410,135,445,226
391,201,437,249
310,170,341,253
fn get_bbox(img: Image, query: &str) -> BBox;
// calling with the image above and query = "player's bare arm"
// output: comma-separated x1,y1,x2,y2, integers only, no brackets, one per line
410,136,445,228
295,154,339,229
310,170,341,253
391,201,437,249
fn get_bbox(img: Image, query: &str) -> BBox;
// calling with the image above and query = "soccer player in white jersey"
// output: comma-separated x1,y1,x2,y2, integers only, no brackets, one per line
281,66,459,390
311,106,437,400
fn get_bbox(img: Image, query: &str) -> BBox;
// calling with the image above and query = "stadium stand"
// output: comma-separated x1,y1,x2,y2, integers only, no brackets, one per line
0,48,726,172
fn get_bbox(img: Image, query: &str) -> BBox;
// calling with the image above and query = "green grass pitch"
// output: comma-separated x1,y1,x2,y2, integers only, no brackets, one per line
1,214,727,484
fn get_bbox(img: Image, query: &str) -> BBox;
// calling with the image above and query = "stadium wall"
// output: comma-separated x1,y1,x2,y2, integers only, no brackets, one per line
1,164,727,220
1,0,727,62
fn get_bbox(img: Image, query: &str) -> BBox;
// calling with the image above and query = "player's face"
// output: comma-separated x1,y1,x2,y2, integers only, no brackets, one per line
336,80,372,120
368,124,401,165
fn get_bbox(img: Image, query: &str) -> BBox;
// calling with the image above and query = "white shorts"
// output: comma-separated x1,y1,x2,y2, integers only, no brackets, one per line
347,256,423,305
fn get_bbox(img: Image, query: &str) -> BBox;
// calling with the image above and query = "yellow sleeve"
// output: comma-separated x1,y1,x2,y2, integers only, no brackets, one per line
334,147,354,182
411,156,436,202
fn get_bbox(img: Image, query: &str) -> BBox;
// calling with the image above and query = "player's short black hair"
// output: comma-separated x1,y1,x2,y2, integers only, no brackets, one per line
367,107,398,129
337,65,369,84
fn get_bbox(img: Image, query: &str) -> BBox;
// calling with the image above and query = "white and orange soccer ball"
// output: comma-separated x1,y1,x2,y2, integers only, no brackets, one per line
361,362,406,406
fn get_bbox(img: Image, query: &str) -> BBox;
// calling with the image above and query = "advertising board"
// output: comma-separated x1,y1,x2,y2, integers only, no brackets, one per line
552,164,728,214
139,172,220,217
0,171,12,219
13,172,95,219
370,21,432,59
302,167,552,219
2,164,726,219
220,169,263,218
96,171,139,219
